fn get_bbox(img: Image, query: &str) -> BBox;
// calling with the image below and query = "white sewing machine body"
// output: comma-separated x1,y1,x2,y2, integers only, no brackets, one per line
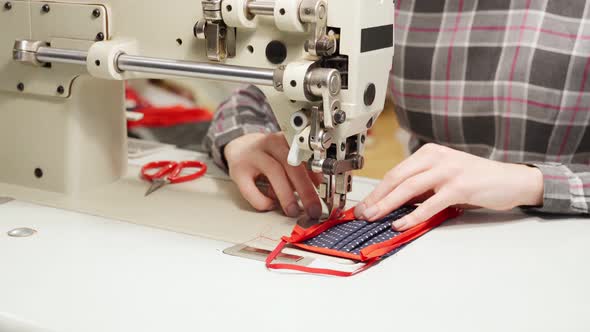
0,0,394,215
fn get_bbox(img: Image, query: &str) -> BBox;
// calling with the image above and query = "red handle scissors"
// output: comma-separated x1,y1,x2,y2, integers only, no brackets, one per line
141,160,207,196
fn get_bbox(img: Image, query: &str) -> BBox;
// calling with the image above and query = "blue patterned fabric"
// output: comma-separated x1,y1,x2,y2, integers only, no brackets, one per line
303,206,415,258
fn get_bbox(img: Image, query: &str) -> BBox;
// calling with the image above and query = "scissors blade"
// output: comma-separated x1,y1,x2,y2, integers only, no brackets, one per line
145,179,167,197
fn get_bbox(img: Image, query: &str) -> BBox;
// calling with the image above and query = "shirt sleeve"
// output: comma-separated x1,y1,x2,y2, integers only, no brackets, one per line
525,162,590,215
202,85,280,171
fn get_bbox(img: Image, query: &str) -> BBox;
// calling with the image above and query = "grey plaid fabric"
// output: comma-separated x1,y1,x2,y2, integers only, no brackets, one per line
204,0,590,215
392,0,590,214
203,85,280,171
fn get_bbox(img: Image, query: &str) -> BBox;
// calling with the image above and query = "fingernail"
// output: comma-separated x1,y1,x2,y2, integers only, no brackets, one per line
354,203,367,218
362,206,378,220
392,218,407,231
286,203,301,218
307,203,323,220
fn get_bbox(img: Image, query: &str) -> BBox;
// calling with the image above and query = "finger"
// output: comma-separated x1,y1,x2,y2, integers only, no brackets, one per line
355,152,435,218
392,190,457,231
290,167,322,219
254,175,277,200
267,147,322,219
363,170,446,222
255,154,300,218
231,168,275,212
407,190,435,205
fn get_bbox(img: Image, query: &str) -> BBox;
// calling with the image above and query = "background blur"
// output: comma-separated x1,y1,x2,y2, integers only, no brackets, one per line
128,79,409,180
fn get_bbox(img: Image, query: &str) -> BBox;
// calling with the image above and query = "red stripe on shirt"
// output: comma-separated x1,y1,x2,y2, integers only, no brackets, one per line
544,175,569,181
390,88,590,112
556,58,590,161
504,1,532,161
395,24,590,41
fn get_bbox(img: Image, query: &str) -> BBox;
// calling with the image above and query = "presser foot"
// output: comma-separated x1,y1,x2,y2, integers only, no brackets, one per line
297,175,346,228
317,173,347,220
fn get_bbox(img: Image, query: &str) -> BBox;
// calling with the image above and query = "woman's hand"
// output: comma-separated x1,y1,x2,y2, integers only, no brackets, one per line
225,132,323,219
355,144,544,231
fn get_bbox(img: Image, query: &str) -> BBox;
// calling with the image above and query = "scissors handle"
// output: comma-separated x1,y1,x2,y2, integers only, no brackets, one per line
141,161,177,182
167,161,207,184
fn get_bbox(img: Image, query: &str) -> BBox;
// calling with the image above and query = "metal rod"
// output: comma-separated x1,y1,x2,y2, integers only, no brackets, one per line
37,47,87,65
247,1,275,16
30,45,276,86
116,54,276,86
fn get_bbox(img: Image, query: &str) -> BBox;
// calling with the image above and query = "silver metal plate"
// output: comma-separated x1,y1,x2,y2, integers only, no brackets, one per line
223,244,314,266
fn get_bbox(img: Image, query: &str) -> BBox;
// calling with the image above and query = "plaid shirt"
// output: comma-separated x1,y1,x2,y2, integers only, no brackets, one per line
203,85,280,169
205,0,590,215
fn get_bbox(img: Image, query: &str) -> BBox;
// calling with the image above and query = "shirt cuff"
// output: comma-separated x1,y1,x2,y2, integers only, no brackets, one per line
204,124,274,172
202,85,279,172
522,162,588,215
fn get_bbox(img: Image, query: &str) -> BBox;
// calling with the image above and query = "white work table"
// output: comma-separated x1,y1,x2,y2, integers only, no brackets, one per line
2,201,590,331
1,149,590,332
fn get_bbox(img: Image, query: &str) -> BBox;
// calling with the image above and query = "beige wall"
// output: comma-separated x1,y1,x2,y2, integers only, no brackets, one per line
355,100,409,180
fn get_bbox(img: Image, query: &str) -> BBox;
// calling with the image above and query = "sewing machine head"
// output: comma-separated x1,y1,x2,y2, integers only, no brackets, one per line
2,0,394,215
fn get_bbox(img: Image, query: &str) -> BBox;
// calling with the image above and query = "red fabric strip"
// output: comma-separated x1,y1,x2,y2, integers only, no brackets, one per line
265,241,379,277
282,212,351,243
127,106,212,129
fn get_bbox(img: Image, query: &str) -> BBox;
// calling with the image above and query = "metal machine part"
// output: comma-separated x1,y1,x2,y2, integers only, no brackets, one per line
299,0,336,56
194,0,237,61
14,43,277,86
196,0,336,60
305,68,341,129
247,1,275,16
305,102,360,214
12,40,49,66
116,54,274,86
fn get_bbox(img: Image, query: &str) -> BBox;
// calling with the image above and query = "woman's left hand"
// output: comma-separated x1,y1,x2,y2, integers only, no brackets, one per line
354,143,544,231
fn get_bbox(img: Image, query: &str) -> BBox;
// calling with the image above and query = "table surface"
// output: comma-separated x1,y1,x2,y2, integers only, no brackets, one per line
1,196,589,332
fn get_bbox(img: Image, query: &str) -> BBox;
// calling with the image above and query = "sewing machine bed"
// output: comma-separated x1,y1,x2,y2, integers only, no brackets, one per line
0,148,378,256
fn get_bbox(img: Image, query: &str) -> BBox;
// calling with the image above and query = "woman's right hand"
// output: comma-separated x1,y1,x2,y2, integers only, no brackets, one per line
224,132,323,219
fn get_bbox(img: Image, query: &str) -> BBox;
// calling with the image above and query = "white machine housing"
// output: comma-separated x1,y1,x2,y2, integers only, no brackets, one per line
0,0,394,214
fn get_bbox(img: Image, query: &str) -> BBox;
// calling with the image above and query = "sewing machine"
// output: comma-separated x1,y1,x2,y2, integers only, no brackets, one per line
0,0,394,217
3,3,590,330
